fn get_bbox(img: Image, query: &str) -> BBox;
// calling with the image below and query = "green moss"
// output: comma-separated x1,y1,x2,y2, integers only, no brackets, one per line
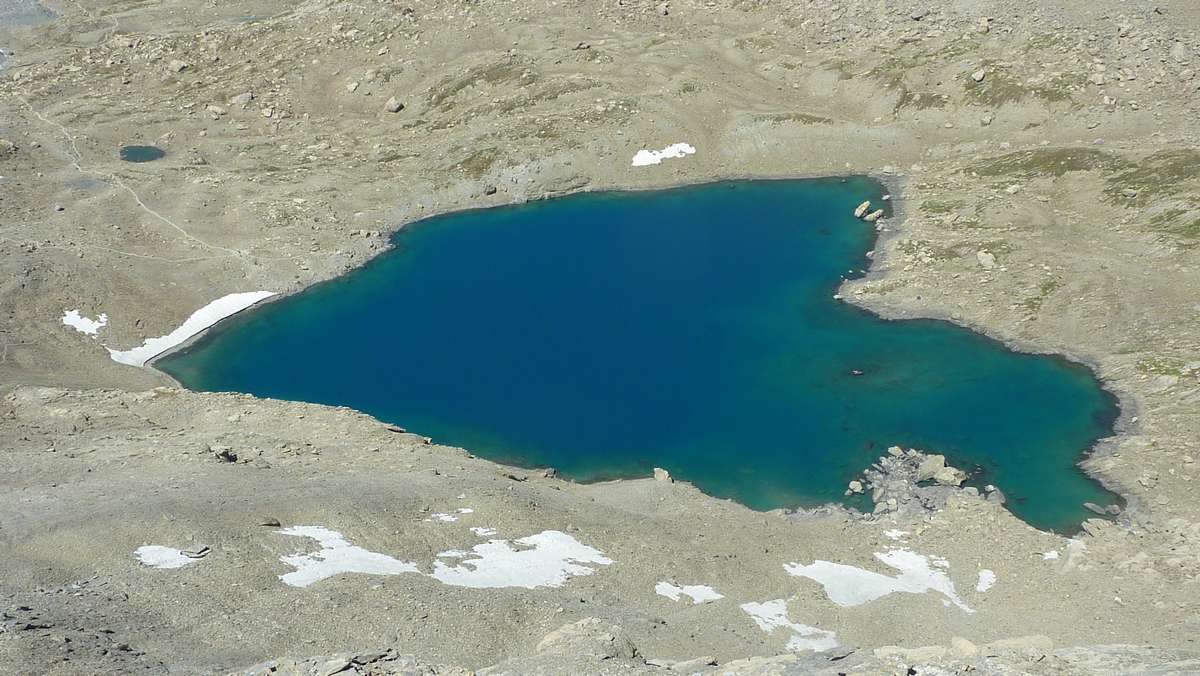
1146,209,1200,245
973,148,1129,179
963,58,1085,107
753,111,832,125
920,199,965,215
824,58,858,80
452,147,500,179
1137,356,1186,377
428,60,535,111
1104,150,1200,202
896,90,949,112
734,36,776,52
896,239,962,261
1021,277,1061,314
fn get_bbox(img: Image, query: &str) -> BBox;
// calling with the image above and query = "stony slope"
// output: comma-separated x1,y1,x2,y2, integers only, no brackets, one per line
2,0,1200,673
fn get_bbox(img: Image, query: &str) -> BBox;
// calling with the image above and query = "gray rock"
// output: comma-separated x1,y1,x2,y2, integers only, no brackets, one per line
535,618,638,660
316,656,351,676
181,546,210,558
670,655,717,671
653,467,673,482
229,91,254,107
1170,42,1189,63
211,445,237,462
916,455,946,482
167,59,189,73
933,466,967,486
385,96,405,113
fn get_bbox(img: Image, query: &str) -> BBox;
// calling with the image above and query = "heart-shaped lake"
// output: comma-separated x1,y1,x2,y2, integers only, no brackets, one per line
158,178,1119,532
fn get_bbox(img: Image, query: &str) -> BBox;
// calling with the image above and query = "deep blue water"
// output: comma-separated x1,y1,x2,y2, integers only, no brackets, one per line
159,178,1120,532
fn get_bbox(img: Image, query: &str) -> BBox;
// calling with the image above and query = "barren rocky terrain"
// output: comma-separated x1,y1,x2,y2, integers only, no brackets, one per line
2,0,1200,673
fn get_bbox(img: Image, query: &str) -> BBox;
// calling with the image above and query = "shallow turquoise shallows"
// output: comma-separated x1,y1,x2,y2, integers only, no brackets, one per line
159,178,1120,532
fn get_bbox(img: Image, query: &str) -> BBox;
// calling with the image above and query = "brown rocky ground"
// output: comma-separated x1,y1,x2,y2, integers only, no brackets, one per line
2,0,1200,673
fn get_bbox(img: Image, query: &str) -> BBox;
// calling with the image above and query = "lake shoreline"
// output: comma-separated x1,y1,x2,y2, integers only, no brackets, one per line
146,172,1125,534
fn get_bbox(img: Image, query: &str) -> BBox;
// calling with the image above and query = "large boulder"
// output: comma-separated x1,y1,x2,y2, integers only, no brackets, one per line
916,454,946,482
528,618,640,662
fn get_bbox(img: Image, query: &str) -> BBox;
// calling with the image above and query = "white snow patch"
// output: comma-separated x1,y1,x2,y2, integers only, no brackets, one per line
62,310,108,336
107,291,276,366
428,513,458,522
431,530,613,589
882,529,909,541
785,548,972,613
457,508,474,514
437,550,470,558
740,599,838,653
470,527,498,537
655,581,724,604
976,569,997,592
1042,550,1060,560
276,525,419,588
631,142,696,167
135,545,196,569
1063,538,1088,571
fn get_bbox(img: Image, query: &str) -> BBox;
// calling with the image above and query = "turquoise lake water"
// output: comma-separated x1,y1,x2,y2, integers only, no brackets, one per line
159,178,1120,532
119,145,166,163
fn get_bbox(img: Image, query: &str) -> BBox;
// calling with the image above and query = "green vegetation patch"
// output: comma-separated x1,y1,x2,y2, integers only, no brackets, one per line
1022,277,1062,313
920,199,964,215
753,111,832,125
973,148,1130,179
452,147,500,178
1104,150,1200,202
428,59,536,111
1137,356,1188,377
